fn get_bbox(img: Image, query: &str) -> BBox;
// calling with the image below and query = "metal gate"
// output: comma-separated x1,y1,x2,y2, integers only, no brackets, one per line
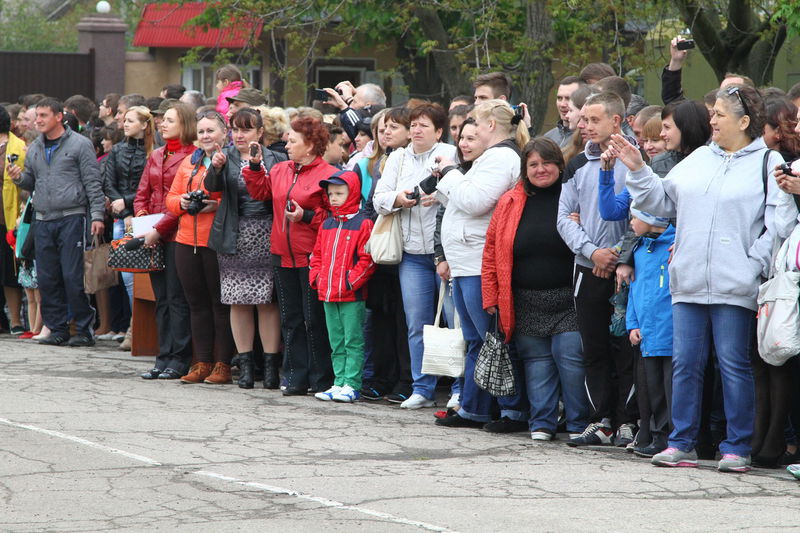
0,49,95,103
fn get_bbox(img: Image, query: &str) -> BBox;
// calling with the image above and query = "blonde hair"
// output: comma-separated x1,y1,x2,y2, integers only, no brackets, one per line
642,116,662,141
367,108,389,176
255,106,290,145
125,105,155,156
295,106,324,121
471,99,529,149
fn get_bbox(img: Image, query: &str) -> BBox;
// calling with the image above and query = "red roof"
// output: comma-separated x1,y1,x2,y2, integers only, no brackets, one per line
132,2,263,48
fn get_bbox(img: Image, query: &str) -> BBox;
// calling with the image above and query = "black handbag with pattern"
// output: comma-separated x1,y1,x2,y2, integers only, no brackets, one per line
108,235,165,273
474,316,517,397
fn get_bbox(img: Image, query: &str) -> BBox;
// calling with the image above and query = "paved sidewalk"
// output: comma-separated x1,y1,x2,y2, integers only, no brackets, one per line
0,335,798,532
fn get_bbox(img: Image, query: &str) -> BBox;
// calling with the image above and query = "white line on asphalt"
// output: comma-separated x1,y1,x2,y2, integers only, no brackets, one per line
192,471,458,533
0,417,162,466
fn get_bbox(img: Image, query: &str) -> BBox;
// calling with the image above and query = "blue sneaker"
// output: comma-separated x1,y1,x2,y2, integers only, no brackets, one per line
332,385,359,403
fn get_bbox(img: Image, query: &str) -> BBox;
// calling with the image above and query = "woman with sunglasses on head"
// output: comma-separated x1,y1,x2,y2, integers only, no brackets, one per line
166,109,235,384
608,85,788,473
204,108,287,389
133,103,197,380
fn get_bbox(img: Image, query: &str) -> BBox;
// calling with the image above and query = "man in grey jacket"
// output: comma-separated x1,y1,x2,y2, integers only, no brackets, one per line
7,97,105,347
543,76,583,148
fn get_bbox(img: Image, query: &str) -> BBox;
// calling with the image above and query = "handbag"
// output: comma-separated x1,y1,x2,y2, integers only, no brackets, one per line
421,281,466,377
84,236,118,294
365,212,403,264
756,237,800,366
474,315,517,396
108,235,165,273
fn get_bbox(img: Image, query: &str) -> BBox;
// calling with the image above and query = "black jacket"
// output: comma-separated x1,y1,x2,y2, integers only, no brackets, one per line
103,138,148,219
204,144,286,254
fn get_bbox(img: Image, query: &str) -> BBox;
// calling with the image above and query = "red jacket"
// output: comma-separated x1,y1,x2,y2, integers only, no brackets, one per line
133,144,196,242
309,171,375,302
482,181,528,341
243,156,337,268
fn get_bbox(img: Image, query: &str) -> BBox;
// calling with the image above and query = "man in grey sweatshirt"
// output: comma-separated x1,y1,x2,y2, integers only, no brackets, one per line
556,92,638,447
8,97,105,347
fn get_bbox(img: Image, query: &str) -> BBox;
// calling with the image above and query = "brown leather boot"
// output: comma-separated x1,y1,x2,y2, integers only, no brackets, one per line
180,362,213,383
204,362,232,384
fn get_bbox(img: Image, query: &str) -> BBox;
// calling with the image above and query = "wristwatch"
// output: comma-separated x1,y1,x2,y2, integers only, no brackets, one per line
434,256,446,266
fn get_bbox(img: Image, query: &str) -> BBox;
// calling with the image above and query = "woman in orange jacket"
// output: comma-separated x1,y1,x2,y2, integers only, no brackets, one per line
166,109,235,384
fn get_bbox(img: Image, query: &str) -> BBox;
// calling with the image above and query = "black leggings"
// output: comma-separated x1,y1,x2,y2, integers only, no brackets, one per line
174,243,234,364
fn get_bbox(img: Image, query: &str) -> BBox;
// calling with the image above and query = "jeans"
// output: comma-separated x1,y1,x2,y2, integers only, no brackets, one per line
113,219,133,307
440,280,462,399
670,303,756,457
454,275,527,423
398,253,439,400
515,331,588,433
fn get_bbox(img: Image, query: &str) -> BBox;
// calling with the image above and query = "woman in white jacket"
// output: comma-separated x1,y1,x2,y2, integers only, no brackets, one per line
433,100,532,429
372,103,456,409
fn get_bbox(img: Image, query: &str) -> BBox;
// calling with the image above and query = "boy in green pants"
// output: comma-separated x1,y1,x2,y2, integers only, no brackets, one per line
310,170,376,403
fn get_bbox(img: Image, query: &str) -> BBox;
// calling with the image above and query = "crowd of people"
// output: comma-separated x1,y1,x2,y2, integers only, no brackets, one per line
4,36,800,478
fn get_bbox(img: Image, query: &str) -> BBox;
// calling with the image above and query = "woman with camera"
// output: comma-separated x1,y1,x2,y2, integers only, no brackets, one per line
243,116,337,396
372,103,457,409
204,108,286,389
433,100,530,430
164,109,235,384
133,103,197,380
612,85,786,472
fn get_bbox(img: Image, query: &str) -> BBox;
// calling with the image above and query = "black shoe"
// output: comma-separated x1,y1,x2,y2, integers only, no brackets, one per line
386,392,410,404
779,450,800,466
360,387,384,401
66,334,95,347
435,413,485,428
482,416,529,433
38,333,69,346
263,353,280,389
157,368,182,380
752,454,781,469
633,444,665,458
237,352,255,389
282,387,307,396
140,368,163,380
10,325,25,335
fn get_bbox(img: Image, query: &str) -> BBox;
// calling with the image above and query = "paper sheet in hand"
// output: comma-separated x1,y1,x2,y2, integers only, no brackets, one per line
131,214,164,237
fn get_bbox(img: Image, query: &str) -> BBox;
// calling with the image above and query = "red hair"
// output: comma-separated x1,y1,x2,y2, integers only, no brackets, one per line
290,116,329,156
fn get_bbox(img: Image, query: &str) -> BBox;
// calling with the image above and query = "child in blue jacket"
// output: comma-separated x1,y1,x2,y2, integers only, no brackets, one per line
626,208,675,458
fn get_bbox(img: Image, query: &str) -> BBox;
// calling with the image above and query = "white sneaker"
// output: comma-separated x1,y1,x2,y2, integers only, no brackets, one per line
314,386,341,401
332,385,359,403
96,332,118,341
531,430,554,441
400,393,435,409
446,393,460,409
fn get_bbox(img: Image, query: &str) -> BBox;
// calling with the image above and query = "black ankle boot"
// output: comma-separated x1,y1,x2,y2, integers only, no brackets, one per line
237,351,255,389
263,352,280,389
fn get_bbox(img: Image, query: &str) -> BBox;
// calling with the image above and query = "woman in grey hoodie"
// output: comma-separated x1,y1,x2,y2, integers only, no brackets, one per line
606,85,787,473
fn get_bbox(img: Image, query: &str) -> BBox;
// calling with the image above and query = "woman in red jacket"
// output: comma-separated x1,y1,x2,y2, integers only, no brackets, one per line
133,102,197,380
166,109,235,385
244,116,336,395
482,137,588,441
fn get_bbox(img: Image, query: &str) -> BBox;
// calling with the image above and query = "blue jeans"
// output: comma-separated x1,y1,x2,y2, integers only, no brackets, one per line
398,253,440,400
453,275,527,422
516,331,589,433
670,303,755,456
113,219,133,306
441,280,462,399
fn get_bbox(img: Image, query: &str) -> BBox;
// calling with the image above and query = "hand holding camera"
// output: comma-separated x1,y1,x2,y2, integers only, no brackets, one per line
248,142,262,165
285,199,304,222
6,155,21,182
669,36,693,71
185,189,210,215
776,160,800,194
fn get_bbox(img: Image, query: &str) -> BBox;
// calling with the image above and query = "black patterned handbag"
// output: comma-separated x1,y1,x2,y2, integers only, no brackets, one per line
474,316,517,397
108,235,165,273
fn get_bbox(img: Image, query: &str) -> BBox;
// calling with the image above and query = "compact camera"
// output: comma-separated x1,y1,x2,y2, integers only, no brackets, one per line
185,190,210,215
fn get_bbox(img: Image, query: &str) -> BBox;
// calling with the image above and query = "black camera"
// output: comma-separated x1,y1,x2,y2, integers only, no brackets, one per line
781,162,796,177
186,190,209,215
676,39,695,50
313,88,329,102
405,186,421,203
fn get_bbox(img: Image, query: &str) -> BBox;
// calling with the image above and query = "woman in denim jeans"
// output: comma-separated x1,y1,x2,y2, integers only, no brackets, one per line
611,85,788,473
481,138,588,439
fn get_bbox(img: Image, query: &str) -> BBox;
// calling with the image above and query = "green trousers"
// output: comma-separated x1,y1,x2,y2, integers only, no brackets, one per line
323,301,366,389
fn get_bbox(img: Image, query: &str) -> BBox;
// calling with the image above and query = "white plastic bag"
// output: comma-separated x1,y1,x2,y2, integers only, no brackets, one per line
757,238,800,366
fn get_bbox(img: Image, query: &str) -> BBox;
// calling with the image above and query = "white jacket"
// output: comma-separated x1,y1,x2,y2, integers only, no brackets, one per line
438,142,520,277
372,143,457,255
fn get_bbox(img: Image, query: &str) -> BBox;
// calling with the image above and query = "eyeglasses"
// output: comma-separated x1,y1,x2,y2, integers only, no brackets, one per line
726,86,750,118
196,110,226,122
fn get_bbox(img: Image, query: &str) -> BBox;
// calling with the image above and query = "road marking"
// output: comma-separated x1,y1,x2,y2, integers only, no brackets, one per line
0,417,162,466
0,417,457,532
192,471,458,533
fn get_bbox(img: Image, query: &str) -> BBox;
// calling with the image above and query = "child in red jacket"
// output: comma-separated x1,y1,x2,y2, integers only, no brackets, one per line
309,170,375,403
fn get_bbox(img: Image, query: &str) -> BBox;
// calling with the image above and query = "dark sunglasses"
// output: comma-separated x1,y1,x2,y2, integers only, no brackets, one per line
726,86,750,118
196,110,226,122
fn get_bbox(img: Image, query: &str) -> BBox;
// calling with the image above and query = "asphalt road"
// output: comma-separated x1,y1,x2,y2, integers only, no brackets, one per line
1,335,799,532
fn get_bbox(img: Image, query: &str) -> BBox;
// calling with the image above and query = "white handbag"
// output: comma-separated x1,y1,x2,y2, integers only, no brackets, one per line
757,237,800,366
422,281,466,377
365,212,403,264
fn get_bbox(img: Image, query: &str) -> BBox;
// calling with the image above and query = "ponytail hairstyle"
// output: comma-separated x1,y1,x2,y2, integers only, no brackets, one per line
125,105,155,156
471,99,530,150
215,64,243,85
367,108,388,177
